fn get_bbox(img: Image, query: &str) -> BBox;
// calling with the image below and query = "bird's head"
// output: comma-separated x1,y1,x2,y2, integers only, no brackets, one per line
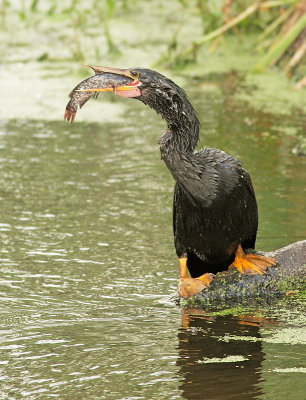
79,66,195,123
75,66,199,150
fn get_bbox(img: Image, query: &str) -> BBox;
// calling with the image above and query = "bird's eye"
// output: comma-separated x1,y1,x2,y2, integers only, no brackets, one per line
130,70,139,79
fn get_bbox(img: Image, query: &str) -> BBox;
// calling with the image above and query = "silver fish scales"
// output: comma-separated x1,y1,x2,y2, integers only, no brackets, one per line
64,73,133,123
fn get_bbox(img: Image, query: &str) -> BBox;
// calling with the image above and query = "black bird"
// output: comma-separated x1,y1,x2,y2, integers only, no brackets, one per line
65,66,277,298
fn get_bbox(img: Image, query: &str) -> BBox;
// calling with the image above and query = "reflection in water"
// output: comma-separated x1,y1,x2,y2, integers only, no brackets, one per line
177,308,265,400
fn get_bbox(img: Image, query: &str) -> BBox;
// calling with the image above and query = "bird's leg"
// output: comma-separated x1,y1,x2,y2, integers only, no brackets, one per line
229,244,277,275
178,257,213,299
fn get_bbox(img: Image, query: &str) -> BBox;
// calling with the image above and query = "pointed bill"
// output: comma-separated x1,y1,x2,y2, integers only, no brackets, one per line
77,66,141,98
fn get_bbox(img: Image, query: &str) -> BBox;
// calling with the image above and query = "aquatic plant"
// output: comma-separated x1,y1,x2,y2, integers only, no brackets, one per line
0,0,127,61
1,0,304,83
160,0,306,83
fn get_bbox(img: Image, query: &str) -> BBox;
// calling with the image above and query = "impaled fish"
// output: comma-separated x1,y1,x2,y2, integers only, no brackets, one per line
64,66,140,123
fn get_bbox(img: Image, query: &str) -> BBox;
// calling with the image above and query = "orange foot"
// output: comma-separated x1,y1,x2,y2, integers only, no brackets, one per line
178,257,213,299
229,244,277,275
178,274,213,299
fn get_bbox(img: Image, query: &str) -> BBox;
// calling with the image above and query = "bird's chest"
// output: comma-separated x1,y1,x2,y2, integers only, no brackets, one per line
174,188,214,240
173,185,234,252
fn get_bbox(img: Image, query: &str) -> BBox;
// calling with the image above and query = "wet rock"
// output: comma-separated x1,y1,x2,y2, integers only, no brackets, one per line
178,240,306,306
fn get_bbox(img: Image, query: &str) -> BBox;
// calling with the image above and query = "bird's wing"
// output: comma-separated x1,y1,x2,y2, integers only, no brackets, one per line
166,148,250,207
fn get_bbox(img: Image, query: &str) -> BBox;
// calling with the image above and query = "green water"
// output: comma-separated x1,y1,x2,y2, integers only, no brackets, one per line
0,71,305,399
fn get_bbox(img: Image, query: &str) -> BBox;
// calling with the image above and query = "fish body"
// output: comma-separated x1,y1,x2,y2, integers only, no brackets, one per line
64,72,133,122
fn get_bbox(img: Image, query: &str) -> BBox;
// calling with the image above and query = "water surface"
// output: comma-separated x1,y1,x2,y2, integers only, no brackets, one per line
0,73,305,399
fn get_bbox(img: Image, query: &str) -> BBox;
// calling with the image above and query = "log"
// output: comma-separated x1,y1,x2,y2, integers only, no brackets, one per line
177,240,306,306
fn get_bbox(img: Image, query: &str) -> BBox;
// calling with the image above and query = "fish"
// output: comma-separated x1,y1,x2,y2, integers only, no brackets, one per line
64,72,134,123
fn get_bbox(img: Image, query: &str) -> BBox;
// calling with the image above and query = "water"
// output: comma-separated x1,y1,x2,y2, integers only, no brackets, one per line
0,73,305,399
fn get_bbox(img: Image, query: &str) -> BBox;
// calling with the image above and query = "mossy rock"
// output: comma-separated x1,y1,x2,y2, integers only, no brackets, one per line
178,240,306,307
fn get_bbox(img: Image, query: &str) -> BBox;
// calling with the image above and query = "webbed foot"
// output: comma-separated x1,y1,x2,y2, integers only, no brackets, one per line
178,274,213,299
229,244,277,275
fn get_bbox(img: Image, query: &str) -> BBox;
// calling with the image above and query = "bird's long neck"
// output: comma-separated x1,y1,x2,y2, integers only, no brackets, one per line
138,76,216,204
140,84,203,200
140,85,200,154
159,95,199,155
144,88,206,202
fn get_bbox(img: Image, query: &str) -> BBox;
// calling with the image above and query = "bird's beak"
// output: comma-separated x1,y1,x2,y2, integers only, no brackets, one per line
78,65,141,98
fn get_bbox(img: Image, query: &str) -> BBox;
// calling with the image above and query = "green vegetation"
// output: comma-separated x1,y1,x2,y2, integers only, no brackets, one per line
1,1,305,80
159,1,306,83
0,0,304,150
197,355,248,363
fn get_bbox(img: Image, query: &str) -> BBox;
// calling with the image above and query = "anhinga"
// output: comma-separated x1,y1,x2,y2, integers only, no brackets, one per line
65,66,277,298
